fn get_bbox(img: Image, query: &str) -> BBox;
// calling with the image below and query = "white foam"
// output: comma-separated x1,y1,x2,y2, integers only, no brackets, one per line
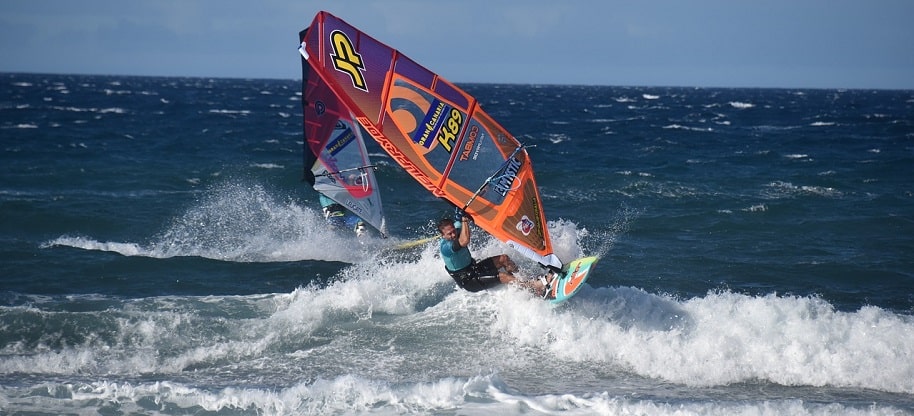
44,181,376,263
44,237,144,257
15,226,914,414
729,101,755,109
5,375,904,415
208,109,251,115
662,124,713,132
496,289,914,394
764,181,843,198
24,180,914,410
250,163,284,169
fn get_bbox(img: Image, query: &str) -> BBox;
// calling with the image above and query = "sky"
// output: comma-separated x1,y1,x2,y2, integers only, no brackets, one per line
2,0,913,89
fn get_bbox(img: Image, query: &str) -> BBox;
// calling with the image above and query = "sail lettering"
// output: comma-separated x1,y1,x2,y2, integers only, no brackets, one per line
329,30,368,92
436,108,463,152
460,125,479,161
493,157,521,196
326,127,354,156
415,101,446,147
359,116,440,194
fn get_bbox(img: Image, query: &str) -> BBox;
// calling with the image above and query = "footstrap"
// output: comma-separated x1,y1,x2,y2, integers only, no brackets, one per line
540,273,556,299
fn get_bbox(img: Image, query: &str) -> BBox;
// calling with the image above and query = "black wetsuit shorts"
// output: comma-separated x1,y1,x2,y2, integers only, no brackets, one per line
446,257,501,292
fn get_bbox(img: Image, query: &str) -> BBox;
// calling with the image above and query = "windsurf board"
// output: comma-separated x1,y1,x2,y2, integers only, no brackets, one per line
545,256,599,304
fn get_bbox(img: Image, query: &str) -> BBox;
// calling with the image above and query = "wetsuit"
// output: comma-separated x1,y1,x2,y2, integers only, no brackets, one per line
439,221,501,292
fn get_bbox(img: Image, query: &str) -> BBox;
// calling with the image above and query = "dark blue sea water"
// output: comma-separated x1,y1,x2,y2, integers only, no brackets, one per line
1,72,913,415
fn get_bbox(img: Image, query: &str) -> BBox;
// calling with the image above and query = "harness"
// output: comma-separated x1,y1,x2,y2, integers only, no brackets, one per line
446,260,481,287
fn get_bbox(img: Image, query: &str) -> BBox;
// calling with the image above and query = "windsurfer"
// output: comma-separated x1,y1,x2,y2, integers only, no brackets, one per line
437,215,549,295
319,194,366,237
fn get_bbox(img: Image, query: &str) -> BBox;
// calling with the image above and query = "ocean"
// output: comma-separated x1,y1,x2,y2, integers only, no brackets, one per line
1,72,912,415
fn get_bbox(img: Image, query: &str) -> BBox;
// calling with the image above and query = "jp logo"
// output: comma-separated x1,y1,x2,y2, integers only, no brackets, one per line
329,30,367,92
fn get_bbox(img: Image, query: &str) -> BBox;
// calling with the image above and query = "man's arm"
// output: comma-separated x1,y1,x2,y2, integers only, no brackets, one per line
457,215,472,248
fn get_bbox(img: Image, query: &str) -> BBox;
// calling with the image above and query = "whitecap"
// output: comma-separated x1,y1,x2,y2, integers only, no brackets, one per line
251,163,283,169
208,109,251,115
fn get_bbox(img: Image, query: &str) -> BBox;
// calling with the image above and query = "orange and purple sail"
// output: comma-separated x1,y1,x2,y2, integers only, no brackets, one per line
298,11,561,269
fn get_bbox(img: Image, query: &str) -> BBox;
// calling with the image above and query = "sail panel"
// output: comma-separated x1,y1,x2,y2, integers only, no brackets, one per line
306,14,391,126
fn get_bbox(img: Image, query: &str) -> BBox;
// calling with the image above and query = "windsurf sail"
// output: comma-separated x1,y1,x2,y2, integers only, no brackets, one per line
298,11,561,269
300,31,387,237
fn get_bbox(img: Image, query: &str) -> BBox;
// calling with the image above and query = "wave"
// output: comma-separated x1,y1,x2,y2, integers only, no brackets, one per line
43,181,379,263
250,163,284,169
2,270,911,413
44,237,146,257
10,201,914,410
662,124,713,132
764,181,844,198
729,101,755,109
14,234,914,395
37,105,128,114
3,374,906,415
208,109,251,115
535,288,914,393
